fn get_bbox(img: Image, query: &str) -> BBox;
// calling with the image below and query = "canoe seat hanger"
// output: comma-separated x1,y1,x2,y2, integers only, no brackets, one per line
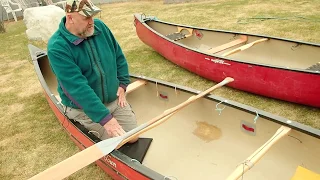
156,81,159,97
253,111,259,124
215,100,227,115
291,43,302,51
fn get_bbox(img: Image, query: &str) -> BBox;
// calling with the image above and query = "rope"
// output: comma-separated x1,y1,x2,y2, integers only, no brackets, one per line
237,16,320,24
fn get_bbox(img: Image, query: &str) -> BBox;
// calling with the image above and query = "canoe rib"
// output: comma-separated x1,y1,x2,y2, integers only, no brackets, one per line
226,125,291,180
222,38,269,57
207,35,248,54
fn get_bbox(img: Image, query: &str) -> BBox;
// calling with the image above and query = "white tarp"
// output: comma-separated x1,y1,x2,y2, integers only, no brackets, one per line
23,5,64,41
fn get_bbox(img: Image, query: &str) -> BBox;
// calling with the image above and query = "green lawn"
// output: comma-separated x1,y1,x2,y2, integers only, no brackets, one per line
0,0,319,179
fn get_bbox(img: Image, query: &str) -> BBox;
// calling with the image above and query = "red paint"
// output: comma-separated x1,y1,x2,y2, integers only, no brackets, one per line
134,16,320,108
242,124,255,132
159,93,168,99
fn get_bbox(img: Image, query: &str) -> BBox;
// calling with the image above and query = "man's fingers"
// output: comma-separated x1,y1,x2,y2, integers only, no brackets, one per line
106,130,113,137
120,128,126,134
113,129,123,137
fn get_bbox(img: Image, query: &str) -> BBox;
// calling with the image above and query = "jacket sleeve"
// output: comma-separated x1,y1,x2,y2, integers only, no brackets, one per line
104,24,130,90
48,45,113,126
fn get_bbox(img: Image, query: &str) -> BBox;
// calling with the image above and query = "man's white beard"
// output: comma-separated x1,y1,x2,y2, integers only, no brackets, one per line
85,29,94,37
79,28,94,38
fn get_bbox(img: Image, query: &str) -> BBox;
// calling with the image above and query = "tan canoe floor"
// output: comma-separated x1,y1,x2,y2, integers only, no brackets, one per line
193,121,222,142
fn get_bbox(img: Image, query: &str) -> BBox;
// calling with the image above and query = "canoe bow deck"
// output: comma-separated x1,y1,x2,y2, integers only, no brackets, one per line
134,13,320,108
29,44,320,180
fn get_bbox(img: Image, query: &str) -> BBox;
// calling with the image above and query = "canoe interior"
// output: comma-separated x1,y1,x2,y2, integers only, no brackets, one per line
38,56,320,180
146,20,320,70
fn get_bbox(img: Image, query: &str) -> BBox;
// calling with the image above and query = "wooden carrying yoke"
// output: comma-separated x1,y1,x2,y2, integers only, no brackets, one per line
207,35,248,54
222,38,269,57
226,125,291,180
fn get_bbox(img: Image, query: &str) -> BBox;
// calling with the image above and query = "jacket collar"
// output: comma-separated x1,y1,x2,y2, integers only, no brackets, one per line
59,16,101,45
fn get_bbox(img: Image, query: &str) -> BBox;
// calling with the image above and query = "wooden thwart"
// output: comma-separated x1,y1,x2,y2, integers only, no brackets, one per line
222,38,269,57
206,35,248,54
126,80,147,93
226,125,291,180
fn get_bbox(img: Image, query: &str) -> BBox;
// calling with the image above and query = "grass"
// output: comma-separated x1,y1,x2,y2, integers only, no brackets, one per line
0,0,319,179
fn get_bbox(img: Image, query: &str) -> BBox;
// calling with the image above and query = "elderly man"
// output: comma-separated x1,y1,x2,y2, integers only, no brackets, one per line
47,0,138,142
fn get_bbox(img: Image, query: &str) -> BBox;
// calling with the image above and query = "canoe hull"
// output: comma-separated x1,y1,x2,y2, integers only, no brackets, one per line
29,44,320,179
134,15,320,108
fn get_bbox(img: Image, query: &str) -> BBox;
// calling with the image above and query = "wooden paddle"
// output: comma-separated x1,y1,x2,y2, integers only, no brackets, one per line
29,77,234,180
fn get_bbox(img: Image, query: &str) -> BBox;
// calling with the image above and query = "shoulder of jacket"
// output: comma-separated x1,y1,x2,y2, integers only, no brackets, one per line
48,32,69,51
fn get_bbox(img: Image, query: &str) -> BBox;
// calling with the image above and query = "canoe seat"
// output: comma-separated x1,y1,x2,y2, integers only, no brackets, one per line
166,26,193,41
291,166,320,180
306,62,320,71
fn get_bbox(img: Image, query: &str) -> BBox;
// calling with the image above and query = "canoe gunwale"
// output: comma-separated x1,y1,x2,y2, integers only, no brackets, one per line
135,14,320,75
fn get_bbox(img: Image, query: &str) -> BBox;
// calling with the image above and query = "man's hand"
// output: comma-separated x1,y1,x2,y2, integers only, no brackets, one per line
117,87,126,108
103,117,125,137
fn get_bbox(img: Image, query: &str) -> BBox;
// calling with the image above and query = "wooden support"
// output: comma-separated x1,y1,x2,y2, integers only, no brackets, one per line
177,26,193,38
226,125,291,180
207,35,248,54
222,38,269,57
126,79,147,93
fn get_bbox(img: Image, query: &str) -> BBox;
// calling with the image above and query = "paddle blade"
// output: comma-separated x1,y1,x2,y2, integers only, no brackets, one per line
29,136,123,180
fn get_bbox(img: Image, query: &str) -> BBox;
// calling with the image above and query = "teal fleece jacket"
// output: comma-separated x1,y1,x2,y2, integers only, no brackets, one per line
47,17,130,126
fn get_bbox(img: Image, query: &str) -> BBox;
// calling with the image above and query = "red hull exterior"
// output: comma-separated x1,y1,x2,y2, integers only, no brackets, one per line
43,91,151,180
134,17,320,108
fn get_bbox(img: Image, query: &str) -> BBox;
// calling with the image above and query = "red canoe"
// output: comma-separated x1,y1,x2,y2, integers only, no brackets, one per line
133,13,320,108
28,44,320,179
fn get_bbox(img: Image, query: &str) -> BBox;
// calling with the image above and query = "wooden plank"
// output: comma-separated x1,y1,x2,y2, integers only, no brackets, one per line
222,38,269,57
226,125,291,180
126,79,147,93
207,35,248,54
